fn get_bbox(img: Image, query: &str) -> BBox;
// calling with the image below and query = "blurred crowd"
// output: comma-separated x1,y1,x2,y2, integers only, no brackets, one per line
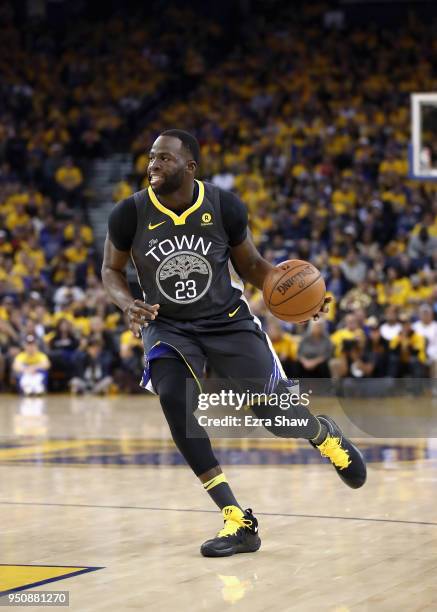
0,1,221,175
1,1,437,395
126,3,437,393
0,2,227,396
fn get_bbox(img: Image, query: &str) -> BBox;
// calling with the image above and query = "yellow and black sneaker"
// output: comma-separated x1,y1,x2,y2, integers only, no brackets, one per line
311,415,367,489
201,506,261,558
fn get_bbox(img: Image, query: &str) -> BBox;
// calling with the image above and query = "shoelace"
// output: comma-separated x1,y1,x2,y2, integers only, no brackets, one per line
218,510,253,537
318,436,351,469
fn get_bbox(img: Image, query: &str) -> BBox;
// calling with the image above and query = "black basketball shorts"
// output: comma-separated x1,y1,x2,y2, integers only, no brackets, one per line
140,313,285,395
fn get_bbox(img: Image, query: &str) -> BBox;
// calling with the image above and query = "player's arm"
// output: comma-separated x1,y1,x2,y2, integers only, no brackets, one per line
101,237,159,335
101,236,135,312
101,198,159,335
230,232,274,291
223,189,331,317
220,190,273,291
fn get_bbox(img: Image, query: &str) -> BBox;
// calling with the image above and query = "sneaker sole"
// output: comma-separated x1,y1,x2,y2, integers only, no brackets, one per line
201,536,261,558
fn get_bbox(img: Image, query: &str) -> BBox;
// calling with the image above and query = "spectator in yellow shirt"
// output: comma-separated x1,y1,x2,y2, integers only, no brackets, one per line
13,335,50,395
389,315,427,380
377,268,411,307
379,154,408,176
411,213,437,238
330,313,366,358
332,179,357,212
120,328,143,353
55,158,84,207
5,203,31,231
0,295,15,321
0,230,12,255
64,213,93,245
406,275,433,308
113,180,133,202
134,153,148,179
20,236,46,271
265,318,298,377
250,206,273,245
64,237,89,265
117,327,144,393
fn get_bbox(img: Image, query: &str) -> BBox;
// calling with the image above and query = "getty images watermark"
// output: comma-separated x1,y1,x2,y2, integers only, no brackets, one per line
188,377,437,439
196,388,312,428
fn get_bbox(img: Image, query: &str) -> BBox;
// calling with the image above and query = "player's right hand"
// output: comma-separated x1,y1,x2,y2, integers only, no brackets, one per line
124,300,160,337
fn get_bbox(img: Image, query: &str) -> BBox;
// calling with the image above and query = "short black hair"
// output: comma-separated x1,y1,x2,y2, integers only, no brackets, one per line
160,129,200,164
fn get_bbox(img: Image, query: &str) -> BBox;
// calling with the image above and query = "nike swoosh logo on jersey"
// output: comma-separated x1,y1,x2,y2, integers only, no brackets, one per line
148,220,166,230
228,306,241,318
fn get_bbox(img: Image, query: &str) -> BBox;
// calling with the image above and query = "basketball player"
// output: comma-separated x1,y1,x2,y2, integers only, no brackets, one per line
102,130,366,557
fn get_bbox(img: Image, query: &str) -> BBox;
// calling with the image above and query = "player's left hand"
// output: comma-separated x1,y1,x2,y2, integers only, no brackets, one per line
312,295,332,321
301,295,332,324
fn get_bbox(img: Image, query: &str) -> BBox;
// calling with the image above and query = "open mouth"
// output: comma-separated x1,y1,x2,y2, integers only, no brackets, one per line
149,174,164,186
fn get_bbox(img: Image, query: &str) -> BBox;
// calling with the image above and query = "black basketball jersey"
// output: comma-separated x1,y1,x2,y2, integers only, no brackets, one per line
130,180,245,321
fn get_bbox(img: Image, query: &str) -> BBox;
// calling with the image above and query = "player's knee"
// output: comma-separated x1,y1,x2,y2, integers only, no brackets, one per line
159,389,185,417
159,386,182,408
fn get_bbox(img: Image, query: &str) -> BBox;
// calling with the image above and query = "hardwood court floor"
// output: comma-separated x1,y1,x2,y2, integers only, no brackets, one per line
0,394,436,611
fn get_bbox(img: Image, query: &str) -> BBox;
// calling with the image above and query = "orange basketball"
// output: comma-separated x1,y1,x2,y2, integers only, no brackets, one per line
263,259,326,323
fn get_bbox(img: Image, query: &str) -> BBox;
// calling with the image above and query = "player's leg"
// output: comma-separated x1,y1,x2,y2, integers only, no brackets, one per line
150,357,239,507
205,327,324,438
205,326,366,489
150,357,261,557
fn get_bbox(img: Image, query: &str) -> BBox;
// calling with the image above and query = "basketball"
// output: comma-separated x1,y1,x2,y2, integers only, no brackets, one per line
263,260,326,323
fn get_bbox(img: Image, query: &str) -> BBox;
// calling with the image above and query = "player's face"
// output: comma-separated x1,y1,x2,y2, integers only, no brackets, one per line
147,136,188,195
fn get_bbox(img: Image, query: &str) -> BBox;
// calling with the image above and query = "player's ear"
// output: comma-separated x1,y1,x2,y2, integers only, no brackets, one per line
187,160,197,174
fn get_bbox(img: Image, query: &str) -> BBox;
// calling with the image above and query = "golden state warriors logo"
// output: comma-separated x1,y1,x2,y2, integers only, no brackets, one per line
201,212,213,226
156,250,212,304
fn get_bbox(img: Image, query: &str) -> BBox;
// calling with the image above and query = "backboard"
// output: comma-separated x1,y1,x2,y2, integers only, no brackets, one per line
410,92,437,181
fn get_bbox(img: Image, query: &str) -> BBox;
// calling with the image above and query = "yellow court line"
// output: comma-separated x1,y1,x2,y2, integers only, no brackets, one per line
0,438,304,455
0,440,107,459
0,438,432,462
0,437,428,452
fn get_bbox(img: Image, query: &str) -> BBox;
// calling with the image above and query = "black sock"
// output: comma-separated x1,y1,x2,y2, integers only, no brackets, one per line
203,473,242,511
